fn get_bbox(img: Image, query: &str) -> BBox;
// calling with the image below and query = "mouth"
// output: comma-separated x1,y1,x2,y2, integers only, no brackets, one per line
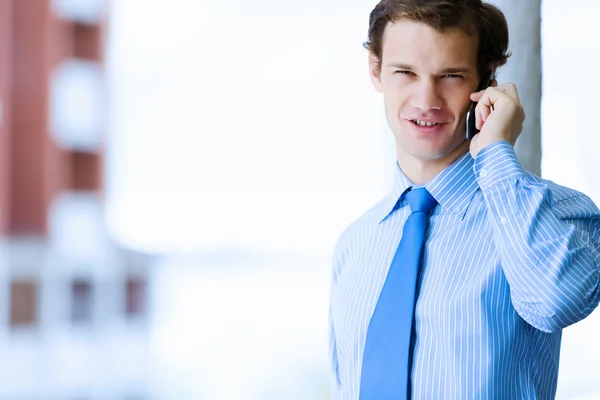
408,119,447,134
411,119,442,127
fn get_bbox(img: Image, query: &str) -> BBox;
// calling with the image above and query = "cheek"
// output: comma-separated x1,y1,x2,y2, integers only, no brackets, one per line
442,82,475,109
440,92,472,118
456,91,473,110
382,88,410,113
381,76,410,99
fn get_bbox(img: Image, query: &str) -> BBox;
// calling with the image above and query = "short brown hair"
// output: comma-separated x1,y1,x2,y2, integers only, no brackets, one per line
364,0,511,79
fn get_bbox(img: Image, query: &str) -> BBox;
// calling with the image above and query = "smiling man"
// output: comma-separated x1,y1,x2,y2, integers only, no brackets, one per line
328,1,600,399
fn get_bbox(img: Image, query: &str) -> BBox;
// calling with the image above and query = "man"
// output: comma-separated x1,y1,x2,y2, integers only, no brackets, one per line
328,0,600,399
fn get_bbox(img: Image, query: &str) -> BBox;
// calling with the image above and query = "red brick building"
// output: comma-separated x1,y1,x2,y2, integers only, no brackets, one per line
0,1,153,397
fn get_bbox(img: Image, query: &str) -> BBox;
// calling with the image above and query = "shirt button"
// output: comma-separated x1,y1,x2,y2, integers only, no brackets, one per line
480,169,488,178
500,217,508,224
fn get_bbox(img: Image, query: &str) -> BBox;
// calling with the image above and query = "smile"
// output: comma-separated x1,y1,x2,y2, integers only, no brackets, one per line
412,119,439,127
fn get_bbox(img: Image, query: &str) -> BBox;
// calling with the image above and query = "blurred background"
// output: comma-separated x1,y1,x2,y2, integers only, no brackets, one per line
0,0,598,399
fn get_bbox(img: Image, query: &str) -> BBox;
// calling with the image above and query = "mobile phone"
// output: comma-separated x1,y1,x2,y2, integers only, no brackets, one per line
466,71,494,140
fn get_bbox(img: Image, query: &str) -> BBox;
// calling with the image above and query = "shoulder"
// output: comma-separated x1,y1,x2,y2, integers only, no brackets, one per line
331,196,390,282
528,172,600,221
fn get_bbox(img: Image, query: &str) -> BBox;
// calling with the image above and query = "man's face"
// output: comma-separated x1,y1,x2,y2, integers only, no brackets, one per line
369,20,480,162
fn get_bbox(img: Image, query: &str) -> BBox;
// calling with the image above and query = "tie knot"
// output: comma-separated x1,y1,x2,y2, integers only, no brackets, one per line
405,188,437,214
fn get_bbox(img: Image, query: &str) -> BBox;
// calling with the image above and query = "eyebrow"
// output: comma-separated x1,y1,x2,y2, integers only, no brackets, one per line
386,63,474,75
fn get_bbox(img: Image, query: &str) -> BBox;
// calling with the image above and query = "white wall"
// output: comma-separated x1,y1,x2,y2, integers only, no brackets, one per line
105,0,388,254
541,1,600,398
106,2,388,397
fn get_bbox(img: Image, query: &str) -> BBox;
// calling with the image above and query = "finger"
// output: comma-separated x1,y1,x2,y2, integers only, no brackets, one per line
480,100,492,123
474,89,497,129
475,87,504,109
470,78,498,100
470,91,484,102
472,83,520,105
494,83,520,103
476,105,484,130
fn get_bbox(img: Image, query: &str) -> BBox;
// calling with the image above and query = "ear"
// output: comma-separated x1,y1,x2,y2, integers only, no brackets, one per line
368,53,383,93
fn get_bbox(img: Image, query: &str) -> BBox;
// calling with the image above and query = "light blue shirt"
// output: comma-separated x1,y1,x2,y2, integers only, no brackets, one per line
329,141,600,399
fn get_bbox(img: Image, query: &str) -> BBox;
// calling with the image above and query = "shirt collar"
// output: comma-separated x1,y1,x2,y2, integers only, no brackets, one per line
378,150,478,223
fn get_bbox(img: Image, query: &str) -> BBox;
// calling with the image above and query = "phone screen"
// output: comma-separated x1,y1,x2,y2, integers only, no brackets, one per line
466,71,493,140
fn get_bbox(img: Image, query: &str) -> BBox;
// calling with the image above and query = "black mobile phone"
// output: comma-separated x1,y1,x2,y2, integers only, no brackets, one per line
466,71,494,140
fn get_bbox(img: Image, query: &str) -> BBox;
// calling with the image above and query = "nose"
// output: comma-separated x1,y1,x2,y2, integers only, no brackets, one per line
410,78,442,111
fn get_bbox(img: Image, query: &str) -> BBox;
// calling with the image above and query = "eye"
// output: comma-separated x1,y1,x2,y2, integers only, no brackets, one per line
442,74,463,79
394,70,414,75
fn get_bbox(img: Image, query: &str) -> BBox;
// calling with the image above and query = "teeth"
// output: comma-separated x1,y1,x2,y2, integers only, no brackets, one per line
413,119,438,127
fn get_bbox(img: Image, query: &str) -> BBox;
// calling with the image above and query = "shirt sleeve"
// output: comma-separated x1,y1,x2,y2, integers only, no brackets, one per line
329,245,343,398
474,140,600,333
329,303,342,398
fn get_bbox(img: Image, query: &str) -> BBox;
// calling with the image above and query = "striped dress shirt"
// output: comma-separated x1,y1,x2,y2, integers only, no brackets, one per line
329,141,600,399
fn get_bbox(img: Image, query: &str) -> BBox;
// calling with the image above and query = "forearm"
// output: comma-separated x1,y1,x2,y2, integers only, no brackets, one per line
476,141,600,333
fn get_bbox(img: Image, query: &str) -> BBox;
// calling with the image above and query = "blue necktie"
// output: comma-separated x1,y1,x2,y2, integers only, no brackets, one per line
359,187,437,399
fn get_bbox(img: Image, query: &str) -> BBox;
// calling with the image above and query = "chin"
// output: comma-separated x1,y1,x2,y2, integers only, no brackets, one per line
393,120,467,158
408,149,452,161
402,137,467,162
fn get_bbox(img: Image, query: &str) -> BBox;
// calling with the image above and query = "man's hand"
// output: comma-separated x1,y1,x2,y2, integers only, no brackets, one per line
468,81,526,158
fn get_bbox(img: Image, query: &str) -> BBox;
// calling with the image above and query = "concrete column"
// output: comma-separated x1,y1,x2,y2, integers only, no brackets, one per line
488,0,542,176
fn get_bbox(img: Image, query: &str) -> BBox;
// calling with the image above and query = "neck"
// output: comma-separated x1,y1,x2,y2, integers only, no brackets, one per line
397,140,470,185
